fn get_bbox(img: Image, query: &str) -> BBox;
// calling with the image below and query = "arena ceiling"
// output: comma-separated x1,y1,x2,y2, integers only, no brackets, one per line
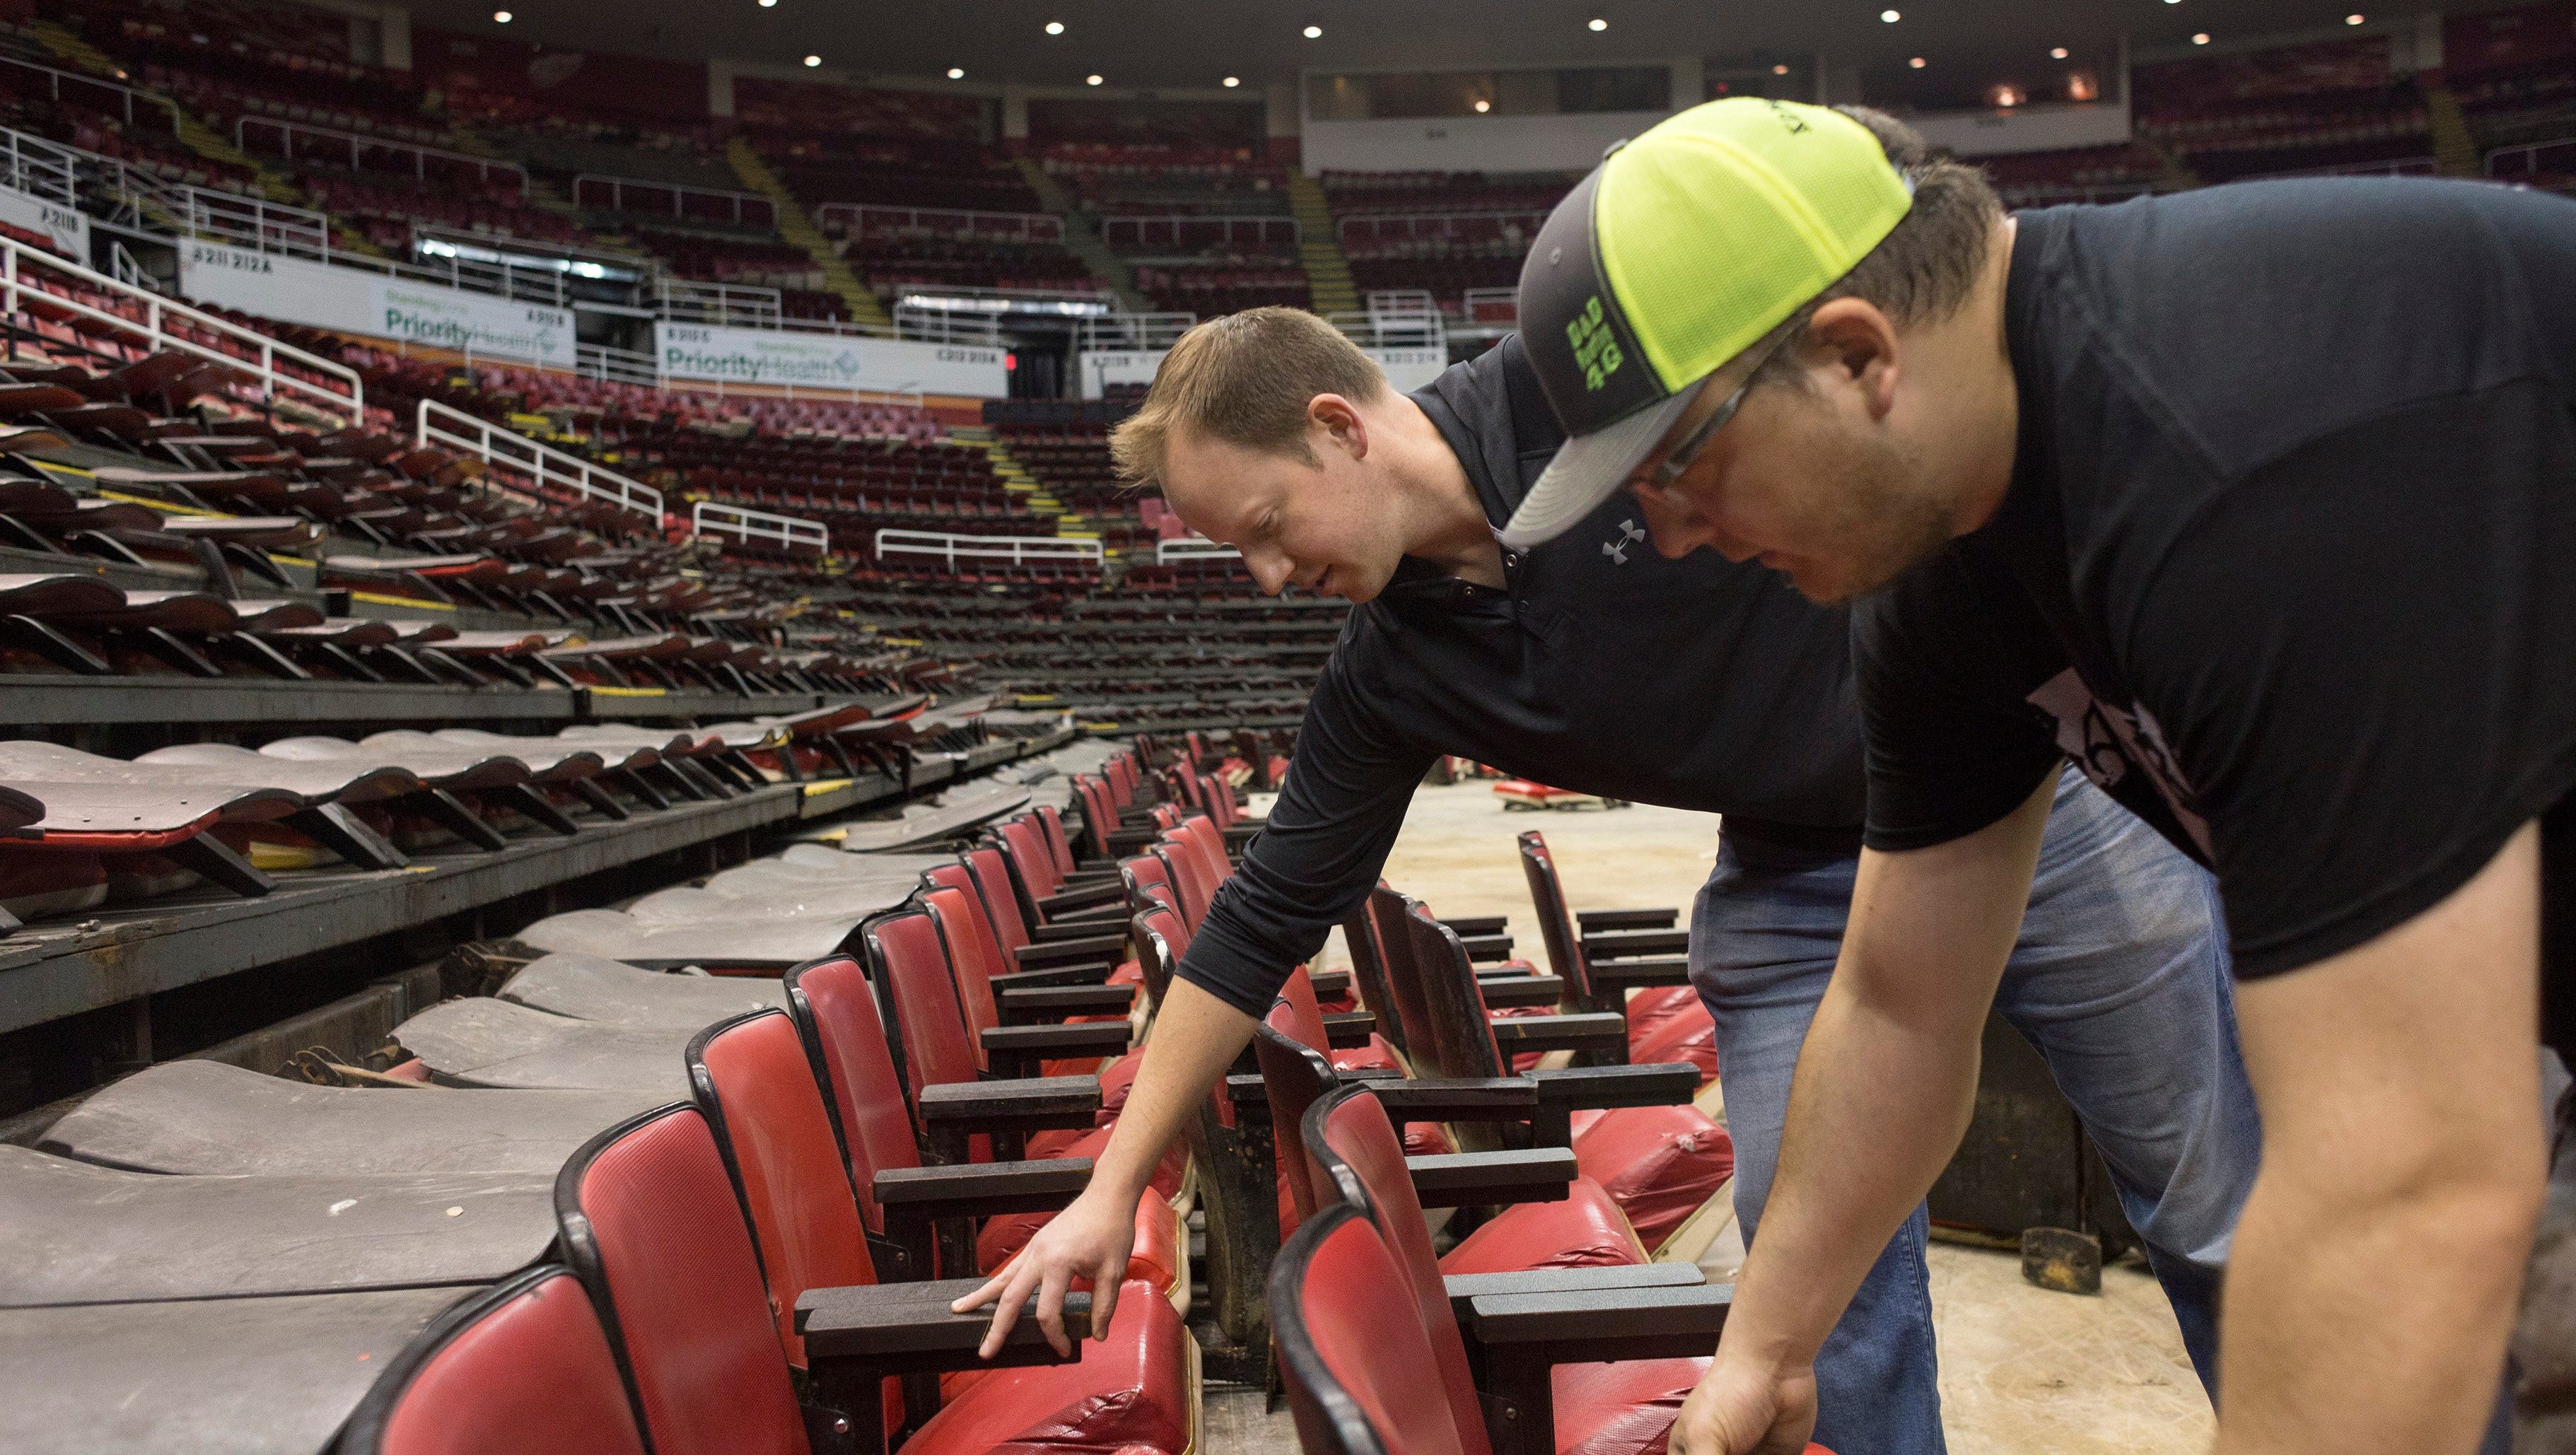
401,0,2481,96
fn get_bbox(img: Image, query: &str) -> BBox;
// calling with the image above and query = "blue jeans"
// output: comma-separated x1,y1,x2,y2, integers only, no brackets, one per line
1691,769,2259,1455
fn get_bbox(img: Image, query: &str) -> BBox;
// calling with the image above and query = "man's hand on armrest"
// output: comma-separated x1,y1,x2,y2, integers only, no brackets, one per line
2215,824,2547,1455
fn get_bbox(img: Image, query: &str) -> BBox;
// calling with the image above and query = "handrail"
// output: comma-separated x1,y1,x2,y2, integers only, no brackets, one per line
1097,214,1299,252
1336,206,1550,246
815,203,1064,242
1460,287,1517,324
235,117,527,194
575,341,661,388
2487,136,2576,180
416,398,662,525
1155,536,1241,563
0,54,180,132
693,500,829,555
655,276,783,327
1075,311,1196,351
0,127,81,207
2,235,363,427
875,528,1104,568
573,173,776,228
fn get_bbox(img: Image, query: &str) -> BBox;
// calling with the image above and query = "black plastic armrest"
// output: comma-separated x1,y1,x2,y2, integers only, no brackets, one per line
1307,968,1351,1000
1441,914,1509,937
1321,1010,1377,1048
1013,934,1126,970
1525,1060,1698,1111
1370,1076,1539,1122
997,983,1135,1021
989,962,1113,991
1037,879,1123,916
1476,974,1564,1008
1574,907,1678,933
1443,1263,1704,1322
1104,826,1158,853
1457,932,1515,963
1582,926,1691,959
1588,955,1692,989
981,1021,1132,1060
872,1157,1094,1221
800,1278,1092,1377
1406,1146,1578,1208
1222,824,1260,848
916,1074,1101,1131
1487,1011,1627,1055
1058,867,1123,887
1459,1282,1732,1367
1039,900,1130,930
1223,1070,1272,1117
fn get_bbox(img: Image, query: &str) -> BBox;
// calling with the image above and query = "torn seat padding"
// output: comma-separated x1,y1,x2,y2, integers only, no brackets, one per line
1435,1175,1649,1277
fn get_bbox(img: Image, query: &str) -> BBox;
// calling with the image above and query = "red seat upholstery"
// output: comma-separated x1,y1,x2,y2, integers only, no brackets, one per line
1552,1357,1715,1455
1569,1104,1733,1249
1274,1207,1477,1455
1436,1176,1648,1275
1627,1002,1718,1087
907,1279,1191,1455
347,1268,647,1455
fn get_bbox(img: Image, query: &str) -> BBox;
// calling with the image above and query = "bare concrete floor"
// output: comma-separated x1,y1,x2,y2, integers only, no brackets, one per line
1269,776,2215,1454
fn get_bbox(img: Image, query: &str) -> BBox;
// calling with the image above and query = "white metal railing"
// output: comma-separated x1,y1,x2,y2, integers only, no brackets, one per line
575,341,661,388
573,173,776,228
693,500,829,554
236,117,528,193
0,127,80,209
875,529,1105,569
176,186,336,260
1156,536,1242,563
1461,287,1516,325
1099,214,1300,254
416,398,663,524
655,276,784,327
0,54,180,132
3,235,364,426
1335,293,1447,351
108,240,161,292
890,300,1001,344
816,204,1064,243
1337,207,1549,248
2488,137,2576,184
1076,312,1196,351
890,282,1112,317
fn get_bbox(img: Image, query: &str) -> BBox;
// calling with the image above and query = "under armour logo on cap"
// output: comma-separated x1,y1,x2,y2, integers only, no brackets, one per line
1602,519,1648,565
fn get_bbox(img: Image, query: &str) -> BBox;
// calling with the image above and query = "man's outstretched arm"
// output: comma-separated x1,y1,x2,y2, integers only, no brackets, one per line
950,980,1256,1356
1674,771,2057,1455
2217,824,2546,1455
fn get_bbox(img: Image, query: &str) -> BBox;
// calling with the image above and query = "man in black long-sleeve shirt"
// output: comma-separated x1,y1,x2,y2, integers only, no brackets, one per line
956,308,2257,1453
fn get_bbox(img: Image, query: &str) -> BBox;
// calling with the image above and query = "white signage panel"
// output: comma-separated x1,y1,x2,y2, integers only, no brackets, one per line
654,322,1008,398
1076,349,1167,400
0,185,88,257
177,241,575,368
1364,346,1448,392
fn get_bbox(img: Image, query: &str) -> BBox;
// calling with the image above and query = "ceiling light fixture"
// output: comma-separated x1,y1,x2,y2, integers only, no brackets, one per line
1302,24,1322,37
2050,45,2069,59
1588,17,1607,30
1880,8,1899,21
1908,54,1926,67
1474,98,1491,111
947,66,964,78
1044,20,1063,35
491,8,511,20
1222,76,1240,87
2191,31,2210,43
803,53,821,65
2346,12,2365,23
1086,73,1103,85
758,0,776,7
1771,62,1790,74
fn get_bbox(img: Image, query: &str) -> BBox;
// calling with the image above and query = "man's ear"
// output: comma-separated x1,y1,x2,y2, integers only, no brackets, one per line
1801,300,1901,421
1309,393,1368,460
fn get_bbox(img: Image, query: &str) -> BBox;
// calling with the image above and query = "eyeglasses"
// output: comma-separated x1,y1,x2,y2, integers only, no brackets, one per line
1641,330,1794,493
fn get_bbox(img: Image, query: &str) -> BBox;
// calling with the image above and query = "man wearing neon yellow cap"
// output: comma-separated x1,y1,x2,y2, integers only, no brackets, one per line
1507,97,2574,1453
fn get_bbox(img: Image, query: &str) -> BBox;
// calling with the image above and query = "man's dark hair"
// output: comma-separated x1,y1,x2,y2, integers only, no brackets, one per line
1749,105,2006,388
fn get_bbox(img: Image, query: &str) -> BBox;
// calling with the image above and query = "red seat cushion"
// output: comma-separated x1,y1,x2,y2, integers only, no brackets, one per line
1332,1033,1401,1075
977,1184,1182,1295
1553,1357,1709,1455
1623,985,1706,1051
1628,1000,1718,1087
908,1278,1191,1455
1437,1174,1648,1275
376,1273,648,1455
1572,1106,1734,1249
1095,1046,1146,1123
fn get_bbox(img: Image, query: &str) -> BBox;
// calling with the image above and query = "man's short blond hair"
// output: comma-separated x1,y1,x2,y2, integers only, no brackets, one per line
1109,306,1389,493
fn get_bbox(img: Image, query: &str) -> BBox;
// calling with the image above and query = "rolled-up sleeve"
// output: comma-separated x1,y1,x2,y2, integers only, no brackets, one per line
1175,639,1437,1017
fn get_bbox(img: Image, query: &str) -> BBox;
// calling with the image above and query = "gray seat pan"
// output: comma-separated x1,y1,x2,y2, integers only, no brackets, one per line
437,727,658,772
2,1286,469,1455
700,860,940,901
363,730,602,781
836,787,1031,852
772,844,954,877
11,778,302,833
261,736,533,792
0,1145,554,1308
134,743,427,802
626,881,911,924
515,907,867,971
498,952,786,1028
39,1060,664,1176
393,998,695,1095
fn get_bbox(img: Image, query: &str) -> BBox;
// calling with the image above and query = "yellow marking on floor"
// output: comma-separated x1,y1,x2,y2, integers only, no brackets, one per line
588,685,669,697
349,591,455,612
800,778,856,797
97,489,228,518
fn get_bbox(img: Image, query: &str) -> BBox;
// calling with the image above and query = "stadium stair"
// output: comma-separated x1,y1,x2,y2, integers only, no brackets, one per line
726,136,892,329
2424,85,2484,177
1288,173,1361,315
1015,158,1154,314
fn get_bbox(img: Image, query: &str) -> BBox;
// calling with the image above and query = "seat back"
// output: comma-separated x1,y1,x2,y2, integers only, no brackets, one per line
1366,887,1440,1062
1170,812,1228,881
1402,903,1514,1080
960,845,1035,953
555,1104,810,1455
920,884,1006,1065
861,904,980,1092
1131,901,1188,1007
1515,831,1594,999
1155,841,1220,935
1305,1086,1491,1455
342,1267,648,1455
1339,884,1406,1056
993,816,1061,904
687,1009,878,1366
1271,1203,1474,1455
1033,804,1077,876
1120,852,1175,928
783,954,922,1220
1254,994,1342,1237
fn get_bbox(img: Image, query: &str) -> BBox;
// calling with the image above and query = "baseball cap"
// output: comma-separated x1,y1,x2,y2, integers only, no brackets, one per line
1500,98,1915,549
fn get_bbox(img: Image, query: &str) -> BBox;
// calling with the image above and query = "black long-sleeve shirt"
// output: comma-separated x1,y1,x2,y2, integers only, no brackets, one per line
1175,333,1865,1018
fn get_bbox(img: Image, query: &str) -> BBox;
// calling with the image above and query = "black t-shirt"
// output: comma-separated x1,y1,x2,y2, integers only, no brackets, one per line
1175,334,1863,1018
1855,179,2576,1058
